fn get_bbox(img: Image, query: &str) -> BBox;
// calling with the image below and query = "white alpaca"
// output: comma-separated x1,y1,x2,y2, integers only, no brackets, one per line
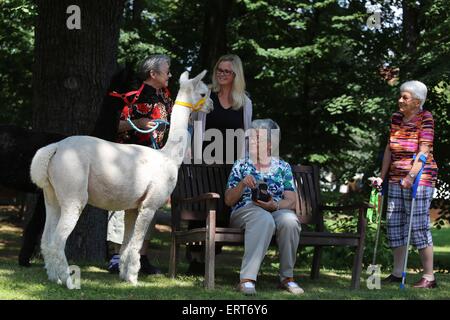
30,71,212,288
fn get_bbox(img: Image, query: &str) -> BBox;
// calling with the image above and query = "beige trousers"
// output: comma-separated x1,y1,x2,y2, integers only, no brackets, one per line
230,203,301,281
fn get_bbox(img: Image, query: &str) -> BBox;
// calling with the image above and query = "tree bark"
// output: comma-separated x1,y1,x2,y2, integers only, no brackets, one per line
401,0,420,79
33,0,125,262
198,0,234,73
132,0,144,30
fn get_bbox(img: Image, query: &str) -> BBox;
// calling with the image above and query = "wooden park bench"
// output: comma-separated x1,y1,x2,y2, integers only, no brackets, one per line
168,163,368,289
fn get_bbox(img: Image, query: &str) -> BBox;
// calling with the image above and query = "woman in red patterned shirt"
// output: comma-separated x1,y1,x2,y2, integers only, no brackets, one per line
374,80,438,288
108,54,173,275
117,54,173,148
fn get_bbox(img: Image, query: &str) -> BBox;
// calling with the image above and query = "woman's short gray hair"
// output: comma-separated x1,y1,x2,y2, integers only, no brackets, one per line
400,80,427,110
140,54,171,80
250,119,280,156
251,119,280,133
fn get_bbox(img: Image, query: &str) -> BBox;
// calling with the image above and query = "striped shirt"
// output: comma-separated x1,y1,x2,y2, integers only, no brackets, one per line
389,110,438,187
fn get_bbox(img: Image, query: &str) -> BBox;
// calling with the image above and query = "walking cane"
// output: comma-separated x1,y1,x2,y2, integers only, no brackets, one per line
371,180,386,268
400,154,427,289
366,177,386,287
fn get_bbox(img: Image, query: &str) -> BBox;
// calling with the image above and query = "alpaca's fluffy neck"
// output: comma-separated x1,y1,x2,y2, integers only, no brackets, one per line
161,94,191,166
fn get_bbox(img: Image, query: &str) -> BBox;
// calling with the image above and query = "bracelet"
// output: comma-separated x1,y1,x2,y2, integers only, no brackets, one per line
274,201,280,212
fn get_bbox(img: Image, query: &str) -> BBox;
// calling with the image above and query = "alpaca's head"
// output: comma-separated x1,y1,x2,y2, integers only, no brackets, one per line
177,70,213,114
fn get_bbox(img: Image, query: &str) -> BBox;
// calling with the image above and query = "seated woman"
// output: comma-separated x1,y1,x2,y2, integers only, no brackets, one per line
224,119,303,295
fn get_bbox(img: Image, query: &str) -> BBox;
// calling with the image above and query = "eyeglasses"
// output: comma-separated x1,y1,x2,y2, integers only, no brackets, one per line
216,68,234,76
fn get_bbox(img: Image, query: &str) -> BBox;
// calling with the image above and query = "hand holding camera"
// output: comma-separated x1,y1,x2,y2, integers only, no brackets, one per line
251,181,271,202
251,181,278,212
239,176,277,212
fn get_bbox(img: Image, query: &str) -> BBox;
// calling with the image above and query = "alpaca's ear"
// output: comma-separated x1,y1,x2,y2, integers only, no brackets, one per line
180,71,189,83
192,70,207,85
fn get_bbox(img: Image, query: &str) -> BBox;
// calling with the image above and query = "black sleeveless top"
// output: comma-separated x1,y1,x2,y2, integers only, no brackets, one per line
203,92,244,164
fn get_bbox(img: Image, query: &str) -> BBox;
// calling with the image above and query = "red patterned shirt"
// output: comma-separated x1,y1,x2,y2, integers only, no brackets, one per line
388,110,438,187
117,84,173,148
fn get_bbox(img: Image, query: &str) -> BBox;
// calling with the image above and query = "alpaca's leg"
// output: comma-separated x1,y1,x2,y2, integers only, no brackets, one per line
119,209,137,280
44,159,89,288
50,205,83,289
41,204,61,282
40,187,61,282
122,207,156,285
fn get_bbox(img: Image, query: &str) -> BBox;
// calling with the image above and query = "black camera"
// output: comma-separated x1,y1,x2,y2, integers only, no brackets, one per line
251,182,271,202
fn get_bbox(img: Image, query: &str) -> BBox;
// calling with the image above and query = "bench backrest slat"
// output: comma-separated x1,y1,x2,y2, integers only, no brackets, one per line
291,164,322,225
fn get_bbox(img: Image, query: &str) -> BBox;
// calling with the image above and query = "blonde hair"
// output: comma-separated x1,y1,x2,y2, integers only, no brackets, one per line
211,54,247,110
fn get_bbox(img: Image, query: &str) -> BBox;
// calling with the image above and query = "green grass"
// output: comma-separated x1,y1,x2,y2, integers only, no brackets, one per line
431,225,450,273
0,207,449,300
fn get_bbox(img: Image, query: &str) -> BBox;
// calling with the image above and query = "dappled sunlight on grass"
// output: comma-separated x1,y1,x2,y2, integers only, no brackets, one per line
1,258,449,300
0,206,449,300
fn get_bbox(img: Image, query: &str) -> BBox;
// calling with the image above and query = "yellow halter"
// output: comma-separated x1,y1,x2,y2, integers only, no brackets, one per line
174,97,207,112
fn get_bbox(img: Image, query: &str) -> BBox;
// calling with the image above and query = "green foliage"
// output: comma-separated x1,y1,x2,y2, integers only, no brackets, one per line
117,0,205,90
228,0,399,188
0,0,35,126
407,0,450,201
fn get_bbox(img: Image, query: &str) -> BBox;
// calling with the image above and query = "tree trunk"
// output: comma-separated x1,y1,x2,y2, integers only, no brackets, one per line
197,0,233,73
32,0,125,262
132,0,144,30
401,0,420,79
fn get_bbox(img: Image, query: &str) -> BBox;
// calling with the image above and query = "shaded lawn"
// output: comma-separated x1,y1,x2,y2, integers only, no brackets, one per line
0,207,449,300
431,225,450,273
1,255,450,300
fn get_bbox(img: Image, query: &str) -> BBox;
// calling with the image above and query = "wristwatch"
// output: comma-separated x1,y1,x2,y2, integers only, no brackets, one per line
408,172,416,179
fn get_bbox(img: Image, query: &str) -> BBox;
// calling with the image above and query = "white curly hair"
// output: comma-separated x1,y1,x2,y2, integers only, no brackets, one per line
400,80,428,110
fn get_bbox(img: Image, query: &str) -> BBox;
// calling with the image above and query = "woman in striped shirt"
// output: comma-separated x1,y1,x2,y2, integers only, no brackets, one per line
374,80,438,289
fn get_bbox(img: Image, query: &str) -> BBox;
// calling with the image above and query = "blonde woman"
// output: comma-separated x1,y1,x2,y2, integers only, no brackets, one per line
192,54,253,165
187,54,253,275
